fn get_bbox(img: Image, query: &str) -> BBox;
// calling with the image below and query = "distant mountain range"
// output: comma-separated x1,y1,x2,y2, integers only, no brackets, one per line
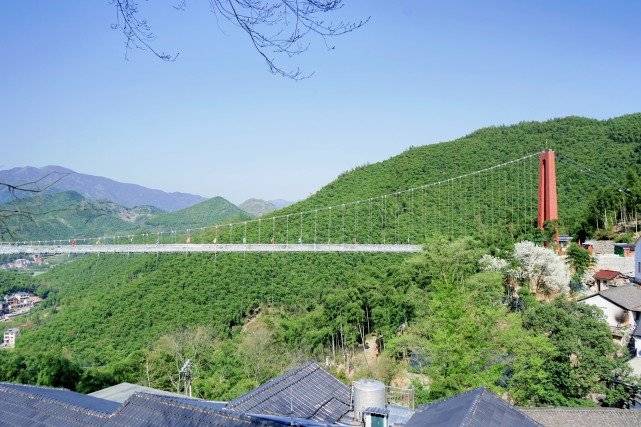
0,191,250,241
0,165,205,212
0,165,293,239
239,198,292,217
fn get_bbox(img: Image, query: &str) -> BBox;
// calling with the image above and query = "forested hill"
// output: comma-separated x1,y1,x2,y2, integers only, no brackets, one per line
0,192,249,241
3,114,640,407
0,191,146,241
272,114,641,234
145,196,251,230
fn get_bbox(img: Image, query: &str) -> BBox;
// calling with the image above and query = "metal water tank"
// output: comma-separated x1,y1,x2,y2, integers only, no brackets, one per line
352,379,386,419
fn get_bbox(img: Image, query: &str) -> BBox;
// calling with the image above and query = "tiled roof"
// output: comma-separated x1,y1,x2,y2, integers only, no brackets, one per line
0,382,118,427
521,407,641,427
227,362,351,424
0,382,118,413
405,387,541,427
112,393,315,426
614,243,634,248
593,269,624,281
595,254,634,276
0,382,325,426
599,284,641,311
89,382,225,406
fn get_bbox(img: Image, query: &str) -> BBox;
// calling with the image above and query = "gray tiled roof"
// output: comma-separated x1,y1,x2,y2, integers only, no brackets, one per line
89,381,225,406
521,407,641,426
113,393,315,426
0,382,119,413
227,362,351,424
599,285,641,311
405,387,541,427
0,382,118,427
0,382,324,426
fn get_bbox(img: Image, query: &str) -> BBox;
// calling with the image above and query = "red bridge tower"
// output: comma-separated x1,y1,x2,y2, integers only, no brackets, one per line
537,149,558,229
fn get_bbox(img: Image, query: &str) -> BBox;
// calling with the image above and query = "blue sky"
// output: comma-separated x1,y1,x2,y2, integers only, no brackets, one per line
1,1,640,203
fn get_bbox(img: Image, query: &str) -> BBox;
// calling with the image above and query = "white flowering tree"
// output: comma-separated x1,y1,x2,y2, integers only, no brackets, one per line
479,254,509,273
513,241,571,296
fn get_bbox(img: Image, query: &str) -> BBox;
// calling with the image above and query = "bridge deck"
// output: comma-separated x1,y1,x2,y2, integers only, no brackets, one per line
0,243,423,255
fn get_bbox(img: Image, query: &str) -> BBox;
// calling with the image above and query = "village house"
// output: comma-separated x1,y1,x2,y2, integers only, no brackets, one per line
1,292,42,320
581,284,641,350
557,235,573,254
5,292,41,312
3,361,641,426
615,243,635,257
2,328,20,349
590,269,629,292
0,255,46,271
582,240,615,256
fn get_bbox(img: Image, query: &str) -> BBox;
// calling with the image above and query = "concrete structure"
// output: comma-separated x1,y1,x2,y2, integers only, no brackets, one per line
2,328,20,348
353,379,387,420
0,243,423,255
537,150,558,229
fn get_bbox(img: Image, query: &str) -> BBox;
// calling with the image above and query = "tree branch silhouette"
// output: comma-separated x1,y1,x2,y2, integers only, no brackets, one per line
110,0,368,79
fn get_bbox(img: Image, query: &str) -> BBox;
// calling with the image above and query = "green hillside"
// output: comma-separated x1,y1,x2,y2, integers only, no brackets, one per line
2,114,640,406
0,193,248,241
285,114,639,216
193,114,640,245
145,196,250,231
17,252,404,364
0,191,145,241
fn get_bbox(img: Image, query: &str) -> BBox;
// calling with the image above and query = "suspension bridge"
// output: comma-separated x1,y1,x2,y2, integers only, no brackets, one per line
0,150,563,254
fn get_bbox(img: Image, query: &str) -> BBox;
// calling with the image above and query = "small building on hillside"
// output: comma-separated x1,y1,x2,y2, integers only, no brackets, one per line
591,269,629,292
583,240,595,255
583,240,615,256
2,328,20,349
558,235,573,254
635,238,641,284
615,243,635,257
580,285,641,349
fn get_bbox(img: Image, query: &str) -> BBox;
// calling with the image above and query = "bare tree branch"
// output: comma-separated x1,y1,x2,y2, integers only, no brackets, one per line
109,0,368,79
0,171,72,239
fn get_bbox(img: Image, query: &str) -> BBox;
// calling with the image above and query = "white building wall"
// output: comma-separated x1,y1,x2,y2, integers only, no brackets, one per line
635,337,641,357
634,239,641,283
582,295,629,328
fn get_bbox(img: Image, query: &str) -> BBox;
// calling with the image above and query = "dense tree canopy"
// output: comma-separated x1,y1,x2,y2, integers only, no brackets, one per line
1,238,635,407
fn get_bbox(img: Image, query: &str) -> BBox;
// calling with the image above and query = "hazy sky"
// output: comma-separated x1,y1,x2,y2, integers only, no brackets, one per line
2,1,640,203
